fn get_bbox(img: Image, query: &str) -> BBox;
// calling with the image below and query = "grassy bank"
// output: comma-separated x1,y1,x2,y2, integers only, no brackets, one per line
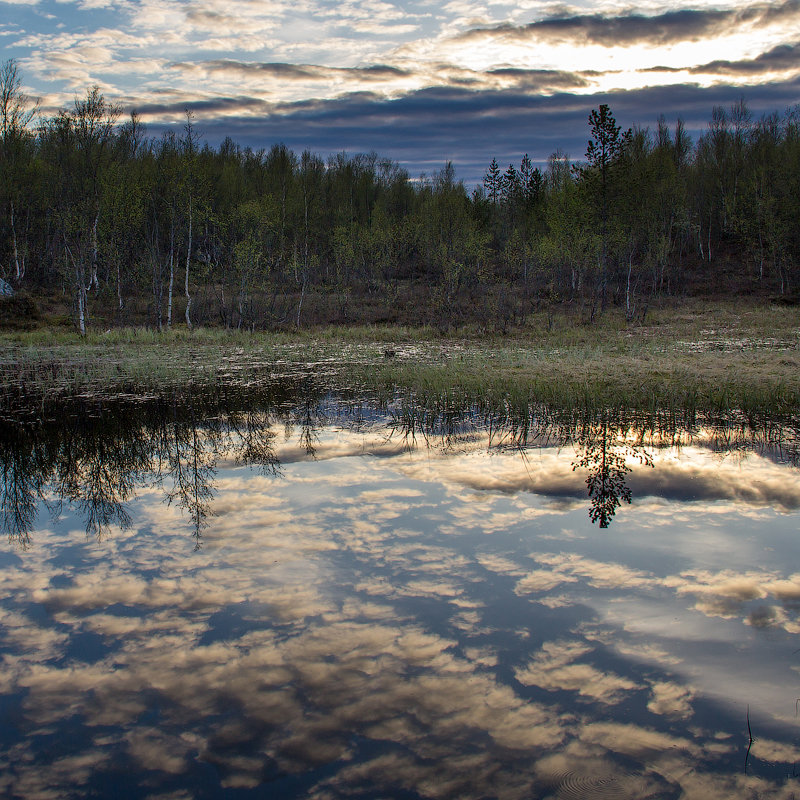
1,301,798,414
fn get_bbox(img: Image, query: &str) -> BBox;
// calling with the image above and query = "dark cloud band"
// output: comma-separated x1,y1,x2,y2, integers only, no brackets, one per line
141,76,800,186
454,0,800,48
690,41,800,76
168,59,412,81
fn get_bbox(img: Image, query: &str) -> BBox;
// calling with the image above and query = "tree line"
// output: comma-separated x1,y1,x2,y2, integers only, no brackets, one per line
1,59,799,332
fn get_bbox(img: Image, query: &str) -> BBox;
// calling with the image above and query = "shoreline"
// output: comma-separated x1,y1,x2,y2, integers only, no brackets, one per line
1,302,798,414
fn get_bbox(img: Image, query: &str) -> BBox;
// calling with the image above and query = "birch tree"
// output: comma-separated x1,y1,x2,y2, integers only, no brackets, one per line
40,88,118,334
182,111,199,329
71,88,119,333
0,59,37,284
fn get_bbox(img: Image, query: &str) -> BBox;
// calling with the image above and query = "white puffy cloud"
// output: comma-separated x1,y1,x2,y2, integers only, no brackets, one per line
647,680,695,718
515,639,641,705
5,0,799,132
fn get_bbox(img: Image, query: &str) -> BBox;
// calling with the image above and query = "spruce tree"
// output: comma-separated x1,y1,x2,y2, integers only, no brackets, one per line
483,158,500,205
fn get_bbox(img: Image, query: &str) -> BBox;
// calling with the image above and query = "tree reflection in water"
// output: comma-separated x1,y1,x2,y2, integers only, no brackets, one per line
572,413,654,528
0,423,41,547
0,382,316,545
166,398,217,547
3,383,800,800
1,382,799,543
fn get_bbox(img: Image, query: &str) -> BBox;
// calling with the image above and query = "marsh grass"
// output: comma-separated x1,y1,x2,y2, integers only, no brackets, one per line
369,351,800,415
2,302,798,413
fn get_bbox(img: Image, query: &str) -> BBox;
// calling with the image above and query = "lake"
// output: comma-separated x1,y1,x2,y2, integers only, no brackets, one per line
1,384,799,798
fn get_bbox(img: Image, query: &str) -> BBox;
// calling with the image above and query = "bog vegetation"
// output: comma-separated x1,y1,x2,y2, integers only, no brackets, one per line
1,59,799,333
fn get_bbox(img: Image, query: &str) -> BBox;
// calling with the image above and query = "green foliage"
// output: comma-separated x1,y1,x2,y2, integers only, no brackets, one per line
1,62,800,333
483,158,500,205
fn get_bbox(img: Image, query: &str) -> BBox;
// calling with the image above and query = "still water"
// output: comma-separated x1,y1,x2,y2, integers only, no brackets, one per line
1,386,800,798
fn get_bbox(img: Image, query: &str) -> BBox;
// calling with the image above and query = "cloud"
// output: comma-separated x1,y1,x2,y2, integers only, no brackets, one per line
751,738,800,765
8,0,800,188
665,568,800,625
647,680,694,719
184,8,268,33
515,639,641,705
4,415,800,797
515,569,575,594
475,552,528,577
135,95,273,119
513,550,800,637
136,76,800,185
579,721,700,759
689,41,800,77
452,1,800,49
525,552,654,591
172,59,412,82
487,66,590,90
157,56,588,109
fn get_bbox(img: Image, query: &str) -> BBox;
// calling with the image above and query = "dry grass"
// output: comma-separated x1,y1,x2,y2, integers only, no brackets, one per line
1,301,798,413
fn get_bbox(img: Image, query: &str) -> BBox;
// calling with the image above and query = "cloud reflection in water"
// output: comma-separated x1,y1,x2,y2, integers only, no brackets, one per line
1,400,800,797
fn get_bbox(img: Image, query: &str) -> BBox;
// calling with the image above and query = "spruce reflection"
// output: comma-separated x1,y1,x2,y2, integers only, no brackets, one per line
388,397,800,527
572,413,654,528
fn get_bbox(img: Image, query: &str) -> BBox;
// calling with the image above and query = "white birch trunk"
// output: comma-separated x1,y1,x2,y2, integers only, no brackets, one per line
10,200,22,281
625,254,635,321
66,242,88,336
77,285,86,336
91,213,99,289
185,199,192,329
296,276,306,328
167,219,174,328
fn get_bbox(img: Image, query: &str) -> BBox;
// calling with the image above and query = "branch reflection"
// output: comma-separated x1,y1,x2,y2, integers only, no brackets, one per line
1,382,799,543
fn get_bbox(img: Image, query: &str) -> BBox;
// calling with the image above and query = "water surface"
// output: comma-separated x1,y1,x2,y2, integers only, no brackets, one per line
1,388,799,798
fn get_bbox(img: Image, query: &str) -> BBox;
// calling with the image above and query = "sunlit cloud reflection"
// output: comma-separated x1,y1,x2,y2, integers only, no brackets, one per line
1,415,800,796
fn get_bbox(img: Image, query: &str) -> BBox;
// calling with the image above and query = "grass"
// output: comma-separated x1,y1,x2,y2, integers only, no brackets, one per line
1,300,798,414
371,350,800,415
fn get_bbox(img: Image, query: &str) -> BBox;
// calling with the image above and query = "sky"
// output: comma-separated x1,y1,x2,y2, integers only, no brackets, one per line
2,0,800,183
